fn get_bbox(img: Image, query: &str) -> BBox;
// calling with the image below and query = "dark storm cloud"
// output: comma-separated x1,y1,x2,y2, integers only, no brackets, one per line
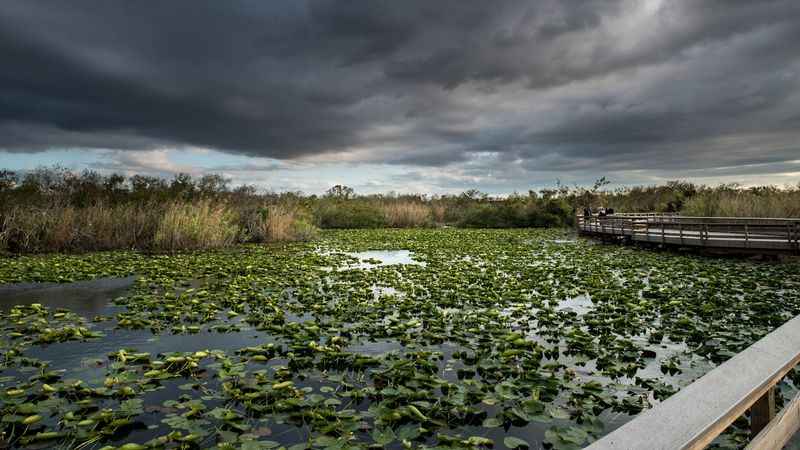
1,0,800,179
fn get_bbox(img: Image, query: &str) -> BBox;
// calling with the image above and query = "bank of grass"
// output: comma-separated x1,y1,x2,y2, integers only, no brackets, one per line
601,181,800,217
680,187,800,218
0,167,798,253
242,203,318,243
154,201,240,252
0,203,161,253
381,201,432,228
0,201,317,253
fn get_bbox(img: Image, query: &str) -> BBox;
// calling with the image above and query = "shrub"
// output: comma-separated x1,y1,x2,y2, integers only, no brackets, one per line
315,201,386,228
458,204,520,228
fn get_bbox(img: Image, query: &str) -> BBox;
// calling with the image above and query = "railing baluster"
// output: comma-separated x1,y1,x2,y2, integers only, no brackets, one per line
575,213,797,252
745,224,749,247
751,387,776,438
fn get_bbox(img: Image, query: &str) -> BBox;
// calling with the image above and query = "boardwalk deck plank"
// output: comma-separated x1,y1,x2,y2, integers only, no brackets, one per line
577,215,799,253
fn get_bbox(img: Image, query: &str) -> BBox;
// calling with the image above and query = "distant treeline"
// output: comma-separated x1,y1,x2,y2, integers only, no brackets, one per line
0,167,798,253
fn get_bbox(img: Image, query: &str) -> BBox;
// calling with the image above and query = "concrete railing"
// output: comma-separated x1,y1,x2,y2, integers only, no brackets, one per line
587,314,800,450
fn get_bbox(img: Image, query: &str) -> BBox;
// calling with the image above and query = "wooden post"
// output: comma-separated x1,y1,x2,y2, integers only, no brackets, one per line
751,386,776,438
747,390,800,450
787,224,791,248
794,223,799,253
745,224,749,248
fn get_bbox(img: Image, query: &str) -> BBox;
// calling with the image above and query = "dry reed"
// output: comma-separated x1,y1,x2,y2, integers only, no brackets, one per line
153,200,240,251
244,204,318,242
381,201,432,228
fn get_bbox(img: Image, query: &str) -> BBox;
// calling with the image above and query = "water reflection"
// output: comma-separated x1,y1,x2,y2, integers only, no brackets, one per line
0,276,135,317
346,250,424,269
556,295,594,314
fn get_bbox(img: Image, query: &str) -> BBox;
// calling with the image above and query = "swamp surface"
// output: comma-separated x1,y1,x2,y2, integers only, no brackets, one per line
1,228,800,450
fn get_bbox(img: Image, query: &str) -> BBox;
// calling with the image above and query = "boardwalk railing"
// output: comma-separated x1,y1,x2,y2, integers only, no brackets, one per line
587,314,800,450
576,213,800,252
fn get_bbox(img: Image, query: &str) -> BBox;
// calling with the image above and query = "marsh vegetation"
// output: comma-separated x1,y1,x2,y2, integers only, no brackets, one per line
1,168,799,254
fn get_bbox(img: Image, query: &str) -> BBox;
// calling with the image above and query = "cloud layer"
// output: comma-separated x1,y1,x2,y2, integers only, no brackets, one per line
1,0,800,189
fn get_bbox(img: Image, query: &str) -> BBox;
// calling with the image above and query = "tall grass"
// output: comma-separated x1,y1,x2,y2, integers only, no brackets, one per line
681,188,800,217
381,201,431,228
243,204,318,242
1,166,798,254
0,204,160,253
0,202,286,254
153,200,240,252
430,204,447,224
0,200,320,254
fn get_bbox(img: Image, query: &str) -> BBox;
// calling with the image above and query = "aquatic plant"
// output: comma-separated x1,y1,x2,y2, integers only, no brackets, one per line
0,228,798,449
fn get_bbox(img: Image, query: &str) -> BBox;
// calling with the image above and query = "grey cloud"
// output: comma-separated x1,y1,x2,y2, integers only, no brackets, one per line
1,0,799,182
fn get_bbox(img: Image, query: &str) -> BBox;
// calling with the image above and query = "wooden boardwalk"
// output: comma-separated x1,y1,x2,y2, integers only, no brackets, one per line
577,213,800,253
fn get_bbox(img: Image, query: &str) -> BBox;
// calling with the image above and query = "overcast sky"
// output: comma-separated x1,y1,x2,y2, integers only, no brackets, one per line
2,0,800,194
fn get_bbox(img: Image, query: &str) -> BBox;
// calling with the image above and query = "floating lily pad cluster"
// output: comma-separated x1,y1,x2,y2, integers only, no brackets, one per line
1,229,799,449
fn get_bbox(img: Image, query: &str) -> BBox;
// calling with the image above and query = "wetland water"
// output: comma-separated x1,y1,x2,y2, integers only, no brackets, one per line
1,228,799,449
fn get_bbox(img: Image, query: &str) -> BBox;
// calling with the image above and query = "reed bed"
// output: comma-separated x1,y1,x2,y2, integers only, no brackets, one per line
0,200,316,253
381,201,432,228
681,189,800,218
154,200,240,252
1,167,798,254
242,203,318,243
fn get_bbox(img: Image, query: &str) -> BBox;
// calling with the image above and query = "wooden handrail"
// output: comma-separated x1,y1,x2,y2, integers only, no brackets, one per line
575,213,800,252
606,213,799,222
586,315,800,450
